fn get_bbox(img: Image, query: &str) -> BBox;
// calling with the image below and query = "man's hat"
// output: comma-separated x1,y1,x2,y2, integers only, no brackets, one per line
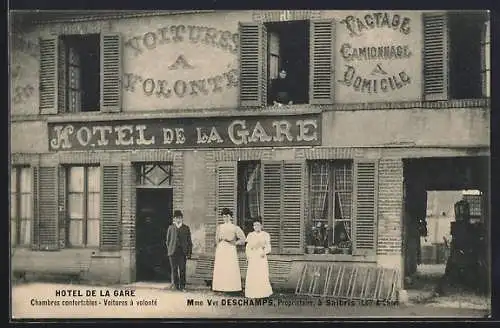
173,210,183,218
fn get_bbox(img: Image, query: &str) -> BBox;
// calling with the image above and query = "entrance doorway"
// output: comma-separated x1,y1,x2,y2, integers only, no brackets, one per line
402,156,489,293
136,188,173,282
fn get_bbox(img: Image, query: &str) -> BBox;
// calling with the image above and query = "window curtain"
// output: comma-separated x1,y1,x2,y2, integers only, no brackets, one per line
246,163,261,219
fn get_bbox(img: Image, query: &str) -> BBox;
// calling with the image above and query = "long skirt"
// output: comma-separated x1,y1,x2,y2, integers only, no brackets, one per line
245,252,273,298
212,241,242,291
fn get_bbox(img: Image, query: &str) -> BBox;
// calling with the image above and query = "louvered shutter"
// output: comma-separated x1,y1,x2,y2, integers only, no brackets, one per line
100,33,122,112
282,161,305,254
262,161,282,252
423,13,449,101
39,37,59,114
353,160,378,256
58,167,66,248
309,20,335,105
38,167,59,250
32,166,40,250
239,23,267,107
215,162,238,224
100,165,122,250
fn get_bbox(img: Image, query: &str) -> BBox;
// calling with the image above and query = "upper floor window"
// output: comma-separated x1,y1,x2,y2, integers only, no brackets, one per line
239,18,334,107
423,11,490,101
60,34,100,112
449,12,489,100
10,166,32,246
39,33,122,115
266,20,310,106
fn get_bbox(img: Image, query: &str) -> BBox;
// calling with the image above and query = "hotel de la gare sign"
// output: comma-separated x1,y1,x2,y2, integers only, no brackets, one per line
48,114,321,151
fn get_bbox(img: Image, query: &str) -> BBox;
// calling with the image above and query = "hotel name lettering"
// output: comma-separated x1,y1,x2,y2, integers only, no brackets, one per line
48,115,321,151
339,12,414,94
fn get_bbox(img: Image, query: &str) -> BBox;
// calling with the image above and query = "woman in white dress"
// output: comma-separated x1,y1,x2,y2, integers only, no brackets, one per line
245,217,273,299
212,208,246,293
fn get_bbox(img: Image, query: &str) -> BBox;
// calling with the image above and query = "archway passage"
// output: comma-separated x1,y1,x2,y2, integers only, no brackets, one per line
402,156,489,294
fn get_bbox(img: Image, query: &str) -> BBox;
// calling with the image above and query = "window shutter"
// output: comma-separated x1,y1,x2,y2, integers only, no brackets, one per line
39,37,59,114
215,162,238,224
353,160,378,256
282,161,305,254
32,166,40,250
423,13,449,101
38,167,59,250
100,165,122,250
58,166,66,248
239,23,267,107
309,19,335,105
262,161,282,253
100,33,122,112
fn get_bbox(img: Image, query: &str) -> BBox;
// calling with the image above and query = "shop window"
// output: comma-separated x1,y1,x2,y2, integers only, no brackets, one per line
266,20,310,105
307,161,353,254
136,163,173,187
237,161,262,236
66,166,101,247
449,12,489,99
10,166,32,246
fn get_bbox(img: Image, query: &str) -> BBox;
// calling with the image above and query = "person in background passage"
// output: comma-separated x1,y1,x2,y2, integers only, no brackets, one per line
244,217,273,299
165,210,193,291
270,69,294,107
212,208,246,295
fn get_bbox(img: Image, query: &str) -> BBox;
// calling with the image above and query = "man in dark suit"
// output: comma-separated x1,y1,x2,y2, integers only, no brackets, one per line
166,210,193,291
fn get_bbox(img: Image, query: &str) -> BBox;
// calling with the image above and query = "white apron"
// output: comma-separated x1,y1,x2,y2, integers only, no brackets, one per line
212,223,245,292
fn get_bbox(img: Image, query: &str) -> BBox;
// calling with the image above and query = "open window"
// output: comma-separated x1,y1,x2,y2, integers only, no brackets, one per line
266,20,310,105
237,161,262,236
423,11,490,100
60,34,100,112
239,19,334,108
39,33,122,114
449,12,488,100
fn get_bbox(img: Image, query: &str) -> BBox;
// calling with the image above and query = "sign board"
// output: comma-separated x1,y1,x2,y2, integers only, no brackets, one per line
48,114,322,151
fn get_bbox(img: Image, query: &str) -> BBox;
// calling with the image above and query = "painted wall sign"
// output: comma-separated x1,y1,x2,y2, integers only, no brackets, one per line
336,11,420,100
124,25,239,57
48,114,321,151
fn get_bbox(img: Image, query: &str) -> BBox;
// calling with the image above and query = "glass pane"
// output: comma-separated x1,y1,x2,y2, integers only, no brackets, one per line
20,193,32,219
334,164,352,191
87,167,101,192
11,219,17,246
69,219,84,246
335,192,352,220
87,219,100,247
10,167,17,193
20,219,31,245
69,65,81,89
69,167,85,192
68,193,84,219
87,192,100,219
333,221,352,254
68,47,80,65
10,193,17,219
20,167,31,192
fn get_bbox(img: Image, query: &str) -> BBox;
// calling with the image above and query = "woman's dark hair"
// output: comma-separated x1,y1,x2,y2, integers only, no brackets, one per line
252,216,263,224
221,208,233,217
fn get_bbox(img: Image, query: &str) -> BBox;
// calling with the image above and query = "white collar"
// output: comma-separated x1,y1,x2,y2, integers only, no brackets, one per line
174,222,183,228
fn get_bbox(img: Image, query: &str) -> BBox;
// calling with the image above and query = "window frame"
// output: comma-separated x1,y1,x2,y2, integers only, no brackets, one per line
307,160,354,254
480,19,490,98
10,166,33,247
65,165,101,248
